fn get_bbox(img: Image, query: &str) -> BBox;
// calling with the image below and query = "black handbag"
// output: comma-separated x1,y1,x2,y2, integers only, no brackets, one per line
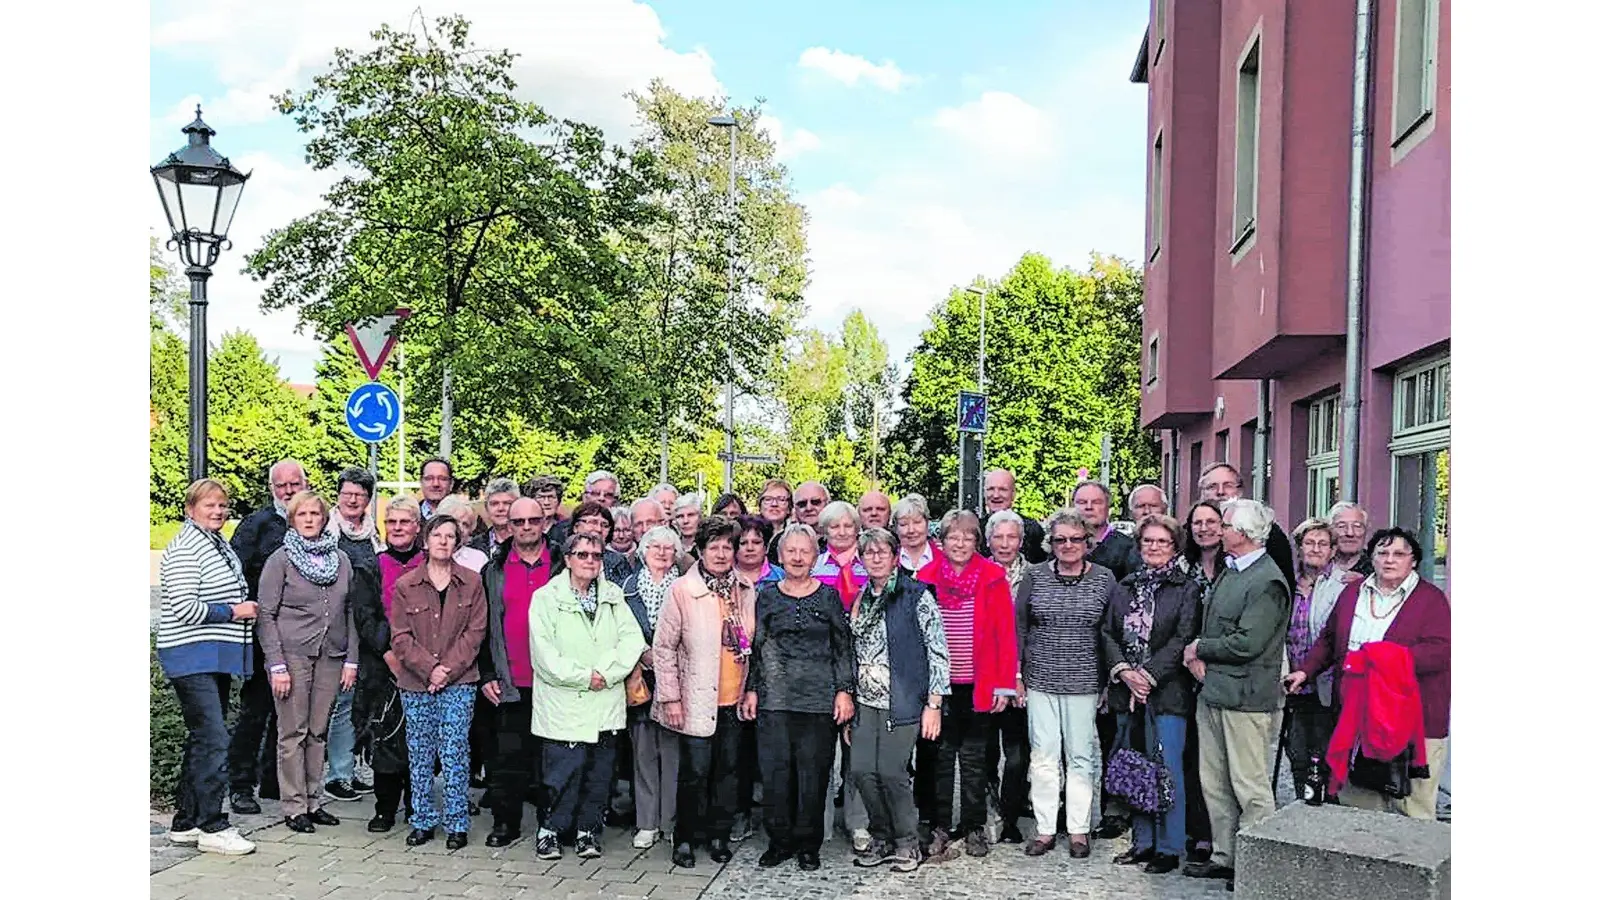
1348,743,1429,799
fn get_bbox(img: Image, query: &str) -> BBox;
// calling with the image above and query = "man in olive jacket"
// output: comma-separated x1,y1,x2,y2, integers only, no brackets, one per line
1181,498,1289,888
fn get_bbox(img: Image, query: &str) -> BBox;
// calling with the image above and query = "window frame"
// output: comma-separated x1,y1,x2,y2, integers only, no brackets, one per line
1153,0,1168,67
1231,34,1263,255
1305,393,1341,518
1391,0,1441,158
1146,333,1160,387
1149,128,1165,262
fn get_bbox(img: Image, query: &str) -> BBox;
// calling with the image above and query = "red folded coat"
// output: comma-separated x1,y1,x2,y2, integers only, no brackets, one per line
1325,641,1428,795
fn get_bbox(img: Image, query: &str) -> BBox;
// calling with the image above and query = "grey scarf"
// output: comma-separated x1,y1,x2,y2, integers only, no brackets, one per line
284,528,341,585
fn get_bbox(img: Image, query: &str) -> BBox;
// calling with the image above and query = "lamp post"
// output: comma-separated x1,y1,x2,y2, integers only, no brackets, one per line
957,284,988,511
151,105,251,482
709,113,739,494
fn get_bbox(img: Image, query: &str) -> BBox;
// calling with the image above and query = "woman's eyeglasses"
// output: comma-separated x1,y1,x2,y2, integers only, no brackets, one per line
1049,535,1090,546
1139,537,1174,547
568,550,603,562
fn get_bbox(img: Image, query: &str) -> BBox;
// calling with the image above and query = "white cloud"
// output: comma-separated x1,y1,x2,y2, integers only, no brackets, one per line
797,46,914,92
931,91,1058,162
761,114,822,162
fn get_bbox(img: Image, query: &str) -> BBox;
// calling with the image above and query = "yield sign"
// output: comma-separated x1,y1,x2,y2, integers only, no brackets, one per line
344,308,411,380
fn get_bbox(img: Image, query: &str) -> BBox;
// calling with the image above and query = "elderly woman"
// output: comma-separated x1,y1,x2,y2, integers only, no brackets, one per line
621,526,685,850
530,532,647,860
388,515,489,849
1283,518,1343,802
848,528,949,873
652,516,757,868
436,497,489,573
983,509,1032,843
324,468,380,802
734,515,781,586
921,509,1017,861
741,524,855,872
1285,528,1451,820
434,495,494,795
1177,499,1223,860
1100,514,1201,873
814,500,871,613
158,479,259,856
609,505,637,557
672,493,704,554
892,494,944,578
257,491,361,833
1012,508,1116,859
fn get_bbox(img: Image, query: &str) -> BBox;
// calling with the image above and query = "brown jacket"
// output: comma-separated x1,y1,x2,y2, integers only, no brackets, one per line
257,548,357,671
650,566,756,738
388,561,488,693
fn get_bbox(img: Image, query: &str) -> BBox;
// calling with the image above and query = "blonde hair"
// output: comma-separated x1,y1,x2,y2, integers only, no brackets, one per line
183,478,229,511
285,490,328,521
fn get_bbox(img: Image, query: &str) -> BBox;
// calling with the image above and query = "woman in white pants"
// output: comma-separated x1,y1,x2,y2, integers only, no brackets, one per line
1013,509,1117,858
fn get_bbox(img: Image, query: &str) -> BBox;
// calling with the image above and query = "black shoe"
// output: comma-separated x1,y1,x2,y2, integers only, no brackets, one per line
673,842,696,868
965,829,990,857
1069,838,1091,859
797,850,821,871
1183,860,1235,880
1186,842,1213,863
485,823,520,847
406,827,435,846
350,778,374,795
708,838,732,864
576,831,602,859
324,780,360,802
446,831,469,850
368,813,396,833
998,821,1024,844
1227,878,1235,892
231,792,262,815
1145,853,1181,874
535,831,561,860
308,808,340,826
467,800,480,817
1025,835,1056,856
1114,847,1154,866
470,773,487,789
759,846,793,868
1092,816,1128,840
257,782,280,801
285,813,315,833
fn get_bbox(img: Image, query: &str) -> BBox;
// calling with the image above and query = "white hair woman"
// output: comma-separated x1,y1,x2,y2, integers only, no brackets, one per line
985,510,1028,588
814,500,869,612
672,493,704,553
892,494,943,577
435,496,489,573
621,525,685,849
981,506,1031,844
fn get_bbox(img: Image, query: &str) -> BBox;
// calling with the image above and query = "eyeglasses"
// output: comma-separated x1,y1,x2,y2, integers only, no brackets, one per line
272,480,306,491
1301,540,1332,551
795,498,825,508
384,518,413,527
1049,535,1090,546
760,495,790,505
863,546,894,557
1139,537,1174,547
1333,523,1367,534
338,490,368,501
568,551,603,561
510,517,546,527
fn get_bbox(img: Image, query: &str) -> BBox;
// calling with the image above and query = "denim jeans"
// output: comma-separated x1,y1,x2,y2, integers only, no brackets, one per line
170,673,234,834
1119,711,1187,857
326,686,356,784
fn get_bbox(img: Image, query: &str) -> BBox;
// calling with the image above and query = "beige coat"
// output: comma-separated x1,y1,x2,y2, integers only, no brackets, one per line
649,566,756,738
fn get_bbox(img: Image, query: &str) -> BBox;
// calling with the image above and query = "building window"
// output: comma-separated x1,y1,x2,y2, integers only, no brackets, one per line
1216,429,1230,464
1393,0,1440,146
1390,355,1449,589
1146,334,1160,387
1240,420,1258,497
1153,0,1167,66
1149,130,1165,261
1305,393,1340,518
1232,37,1261,252
1188,441,1202,509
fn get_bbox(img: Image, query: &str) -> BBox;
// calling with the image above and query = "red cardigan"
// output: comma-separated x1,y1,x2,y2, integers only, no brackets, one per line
1300,578,1451,739
925,554,1018,713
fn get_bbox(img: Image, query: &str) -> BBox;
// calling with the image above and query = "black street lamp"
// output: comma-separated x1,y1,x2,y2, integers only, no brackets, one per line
152,105,251,482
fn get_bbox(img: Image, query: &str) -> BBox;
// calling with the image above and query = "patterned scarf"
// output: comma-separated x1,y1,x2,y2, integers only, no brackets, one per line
328,508,380,552
575,576,599,619
702,564,751,659
854,571,897,635
932,555,982,612
284,527,341,585
638,565,678,628
1123,559,1179,667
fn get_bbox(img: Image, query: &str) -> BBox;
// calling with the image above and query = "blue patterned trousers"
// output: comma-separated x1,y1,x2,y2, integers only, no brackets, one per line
400,684,476,833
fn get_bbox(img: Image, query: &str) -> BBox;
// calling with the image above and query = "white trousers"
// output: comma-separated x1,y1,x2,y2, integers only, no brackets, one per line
1026,691,1099,837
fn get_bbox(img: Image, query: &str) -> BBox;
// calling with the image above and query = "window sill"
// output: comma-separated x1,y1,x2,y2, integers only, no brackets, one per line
1392,109,1434,149
1148,244,1161,264
1229,222,1257,258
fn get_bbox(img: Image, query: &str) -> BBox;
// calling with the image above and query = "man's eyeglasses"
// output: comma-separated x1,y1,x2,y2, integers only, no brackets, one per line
795,498,825,508
568,550,603,562
273,481,306,491
1333,523,1366,534
510,517,546,527
1049,535,1090,546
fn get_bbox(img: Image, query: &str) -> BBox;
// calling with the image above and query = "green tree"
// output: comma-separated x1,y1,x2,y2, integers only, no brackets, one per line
150,327,190,523
207,331,316,514
839,310,895,488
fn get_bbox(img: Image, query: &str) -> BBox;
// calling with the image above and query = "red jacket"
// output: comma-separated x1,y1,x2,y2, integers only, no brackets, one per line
1324,641,1428,795
925,554,1018,713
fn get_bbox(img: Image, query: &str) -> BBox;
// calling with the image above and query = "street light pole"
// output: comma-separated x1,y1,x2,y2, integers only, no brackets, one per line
710,114,739,495
186,266,211,484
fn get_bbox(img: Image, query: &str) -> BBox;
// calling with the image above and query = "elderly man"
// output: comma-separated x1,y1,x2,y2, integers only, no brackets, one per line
649,483,680,510
470,478,522,558
1073,480,1137,582
418,457,454,520
858,490,893,531
977,469,1047,563
792,481,830,531
1327,502,1376,578
1197,463,1295,584
226,459,306,814
477,497,563,846
1181,499,1290,890
1128,484,1169,522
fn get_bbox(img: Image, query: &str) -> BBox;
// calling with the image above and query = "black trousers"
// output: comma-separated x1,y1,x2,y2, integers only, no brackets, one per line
1283,694,1339,799
372,769,412,819
1184,705,1211,844
542,732,618,836
489,694,545,830
987,704,1031,825
913,737,940,824
932,684,994,835
675,706,744,846
737,719,759,814
469,692,498,782
171,673,233,834
757,710,836,854
227,658,278,795
1097,709,1125,823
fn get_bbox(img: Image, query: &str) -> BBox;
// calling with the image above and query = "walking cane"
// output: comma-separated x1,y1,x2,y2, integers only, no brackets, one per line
1272,703,1294,803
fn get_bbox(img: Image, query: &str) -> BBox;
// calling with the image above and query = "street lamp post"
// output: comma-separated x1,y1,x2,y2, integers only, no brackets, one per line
151,105,251,483
709,114,739,495
958,284,989,511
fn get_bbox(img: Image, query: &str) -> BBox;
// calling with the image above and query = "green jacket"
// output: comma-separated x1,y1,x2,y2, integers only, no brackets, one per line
1195,551,1290,713
527,571,647,744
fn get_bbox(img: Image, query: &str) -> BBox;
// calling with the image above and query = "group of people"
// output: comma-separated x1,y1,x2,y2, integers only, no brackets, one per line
156,458,1450,891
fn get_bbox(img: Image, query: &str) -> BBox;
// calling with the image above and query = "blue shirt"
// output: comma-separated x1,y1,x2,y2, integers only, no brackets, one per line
1227,546,1268,572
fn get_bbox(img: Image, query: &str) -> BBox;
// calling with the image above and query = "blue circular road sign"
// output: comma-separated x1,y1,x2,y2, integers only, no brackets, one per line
345,382,401,444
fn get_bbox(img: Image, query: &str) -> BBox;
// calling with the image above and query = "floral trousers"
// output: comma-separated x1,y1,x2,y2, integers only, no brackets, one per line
400,683,476,833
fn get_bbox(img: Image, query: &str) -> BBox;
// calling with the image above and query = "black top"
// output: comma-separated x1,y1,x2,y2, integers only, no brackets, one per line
747,582,855,715
1089,528,1140,582
978,511,1049,564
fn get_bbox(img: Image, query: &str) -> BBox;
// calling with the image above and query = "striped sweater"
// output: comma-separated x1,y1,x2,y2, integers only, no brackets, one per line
1014,561,1114,695
156,521,254,679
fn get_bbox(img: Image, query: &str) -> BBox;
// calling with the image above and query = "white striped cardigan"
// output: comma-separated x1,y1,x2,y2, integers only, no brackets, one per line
156,521,254,678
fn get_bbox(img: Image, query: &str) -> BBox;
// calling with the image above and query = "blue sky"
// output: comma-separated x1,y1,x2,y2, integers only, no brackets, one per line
150,0,1150,383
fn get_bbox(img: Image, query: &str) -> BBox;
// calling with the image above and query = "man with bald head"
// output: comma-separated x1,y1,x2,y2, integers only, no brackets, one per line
977,469,1047,563
857,490,892,531
226,458,307,813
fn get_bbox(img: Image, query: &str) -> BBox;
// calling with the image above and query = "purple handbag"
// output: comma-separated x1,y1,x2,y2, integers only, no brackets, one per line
1104,705,1175,815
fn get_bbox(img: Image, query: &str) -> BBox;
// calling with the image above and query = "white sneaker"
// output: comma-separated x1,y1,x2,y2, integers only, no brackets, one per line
633,828,659,849
198,827,256,856
852,828,873,853
168,827,201,846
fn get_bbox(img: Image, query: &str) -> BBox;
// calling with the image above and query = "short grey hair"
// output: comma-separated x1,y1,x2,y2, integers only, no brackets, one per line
638,525,683,555
563,530,606,556
386,495,422,524
775,522,820,556
1043,506,1091,539
892,494,930,525
610,505,633,527
817,500,862,535
985,509,1025,543
937,508,982,542
650,483,678,499
484,477,521,500
1071,480,1112,504
795,480,832,502
585,470,620,492
858,527,898,557
1222,498,1274,544
672,492,703,515
631,497,665,519
434,496,477,527
1327,501,1369,527
1128,483,1168,510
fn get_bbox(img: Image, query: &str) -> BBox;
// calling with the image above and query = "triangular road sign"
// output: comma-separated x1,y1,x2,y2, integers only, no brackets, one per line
344,308,411,380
